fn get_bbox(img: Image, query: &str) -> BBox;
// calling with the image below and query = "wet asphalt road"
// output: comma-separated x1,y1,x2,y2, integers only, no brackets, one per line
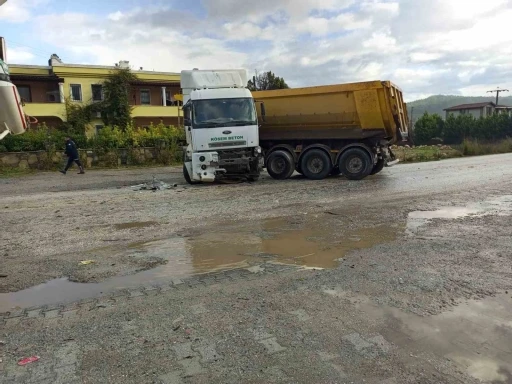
1,154,512,383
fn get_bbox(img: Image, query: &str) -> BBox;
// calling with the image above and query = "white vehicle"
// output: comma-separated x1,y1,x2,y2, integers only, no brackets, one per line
0,58,30,140
181,69,263,183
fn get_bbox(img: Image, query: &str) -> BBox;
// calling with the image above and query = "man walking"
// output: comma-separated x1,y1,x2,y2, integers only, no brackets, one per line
60,136,85,175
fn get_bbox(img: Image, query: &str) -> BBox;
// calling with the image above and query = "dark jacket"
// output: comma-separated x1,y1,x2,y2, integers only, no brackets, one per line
64,140,79,159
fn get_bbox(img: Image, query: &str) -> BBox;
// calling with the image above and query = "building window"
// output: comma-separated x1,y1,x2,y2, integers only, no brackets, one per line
17,85,32,102
91,84,103,101
140,89,150,105
70,84,82,101
95,125,104,135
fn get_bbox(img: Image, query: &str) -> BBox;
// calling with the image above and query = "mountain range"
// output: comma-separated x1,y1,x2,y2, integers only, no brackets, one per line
407,95,512,120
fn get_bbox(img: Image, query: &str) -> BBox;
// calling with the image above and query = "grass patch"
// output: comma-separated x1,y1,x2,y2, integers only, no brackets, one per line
0,167,36,178
459,138,512,156
393,146,463,163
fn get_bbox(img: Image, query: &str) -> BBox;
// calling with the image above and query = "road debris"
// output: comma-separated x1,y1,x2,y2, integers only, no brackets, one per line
17,356,40,366
80,260,95,265
131,176,177,191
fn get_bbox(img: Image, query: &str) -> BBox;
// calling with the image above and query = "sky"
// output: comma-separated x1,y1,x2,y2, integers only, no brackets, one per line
1,0,511,101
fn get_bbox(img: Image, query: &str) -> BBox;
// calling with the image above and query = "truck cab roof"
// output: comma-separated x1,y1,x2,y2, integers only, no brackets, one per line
190,87,252,101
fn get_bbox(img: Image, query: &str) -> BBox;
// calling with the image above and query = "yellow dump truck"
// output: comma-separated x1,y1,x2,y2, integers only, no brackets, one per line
252,80,409,180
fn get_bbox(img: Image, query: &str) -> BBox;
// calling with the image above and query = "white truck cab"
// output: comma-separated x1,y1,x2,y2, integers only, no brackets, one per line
181,69,262,183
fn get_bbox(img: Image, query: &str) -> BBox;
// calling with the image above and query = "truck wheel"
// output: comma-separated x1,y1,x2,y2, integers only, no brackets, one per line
300,149,332,180
266,150,295,180
338,148,372,180
183,164,199,185
370,158,385,175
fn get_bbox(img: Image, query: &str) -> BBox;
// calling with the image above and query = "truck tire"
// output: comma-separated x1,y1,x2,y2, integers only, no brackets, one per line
266,150,295,180
370,158,385,175
183,164,200,185
338,148,372,180
300,149,332,180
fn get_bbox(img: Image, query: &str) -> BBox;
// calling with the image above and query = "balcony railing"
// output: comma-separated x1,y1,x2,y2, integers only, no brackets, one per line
22,103,66,120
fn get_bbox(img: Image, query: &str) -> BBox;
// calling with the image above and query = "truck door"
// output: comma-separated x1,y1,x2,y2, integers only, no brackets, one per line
183,102,193,146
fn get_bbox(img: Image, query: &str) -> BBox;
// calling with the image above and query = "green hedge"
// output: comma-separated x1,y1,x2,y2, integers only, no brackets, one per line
0,122,184,153
413,112,512,145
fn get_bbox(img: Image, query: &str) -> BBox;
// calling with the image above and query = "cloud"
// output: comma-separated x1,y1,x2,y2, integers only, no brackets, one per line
0,0,31,22
11,0,512,101
7,47,35,62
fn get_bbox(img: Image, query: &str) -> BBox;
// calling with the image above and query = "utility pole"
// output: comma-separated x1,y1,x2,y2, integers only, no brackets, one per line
487,87,509,106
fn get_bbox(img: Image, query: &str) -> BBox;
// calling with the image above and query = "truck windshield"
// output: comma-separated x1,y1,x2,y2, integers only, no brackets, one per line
193,98,256,128
0,59,10,82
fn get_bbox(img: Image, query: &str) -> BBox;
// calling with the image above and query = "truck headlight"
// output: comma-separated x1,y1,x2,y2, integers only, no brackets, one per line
254,146,262,155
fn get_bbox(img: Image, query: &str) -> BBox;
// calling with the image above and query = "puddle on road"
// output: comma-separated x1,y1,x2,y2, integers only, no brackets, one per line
342,292,512,383
0,219,397,311
2,195,511,312
407,195,512,234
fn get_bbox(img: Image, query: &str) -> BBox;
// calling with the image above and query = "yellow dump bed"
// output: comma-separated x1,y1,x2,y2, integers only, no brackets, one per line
252,80,409,143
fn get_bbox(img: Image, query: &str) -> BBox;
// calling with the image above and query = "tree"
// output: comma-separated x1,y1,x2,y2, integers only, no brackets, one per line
413,112,444,145
100,68,139,129
247,71,289,91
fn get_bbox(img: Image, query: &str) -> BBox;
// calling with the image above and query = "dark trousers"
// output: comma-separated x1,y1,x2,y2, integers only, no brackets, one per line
64,157,83,171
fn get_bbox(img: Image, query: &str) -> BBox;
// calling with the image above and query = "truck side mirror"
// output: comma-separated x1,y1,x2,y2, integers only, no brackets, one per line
184,118,191,126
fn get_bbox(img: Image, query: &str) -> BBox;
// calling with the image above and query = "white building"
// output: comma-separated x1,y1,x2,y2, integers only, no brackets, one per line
444,102,512,119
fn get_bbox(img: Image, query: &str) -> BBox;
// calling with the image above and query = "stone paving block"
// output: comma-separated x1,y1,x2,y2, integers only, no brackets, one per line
195,343,220,363
6,309,25,318
129,290,145,298
144,286,160,295
171,278,184,286
25,376,56,384
368,335,393,354
330,363,348,378
289,309,311,322
61,310,78,318
253,329,274,341
172,342,195,360
160,285,174,292
190,304,208,315
159,371,183,384
259,337,287,354
55,341,79,367
44,309,61,319
27,309,42,318
342,333,372,352
178,357,205,377
263,366,289,380
44,303,63,311
5,317,21,327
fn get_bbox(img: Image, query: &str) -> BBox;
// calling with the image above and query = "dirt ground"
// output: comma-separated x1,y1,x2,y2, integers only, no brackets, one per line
1,154,512,383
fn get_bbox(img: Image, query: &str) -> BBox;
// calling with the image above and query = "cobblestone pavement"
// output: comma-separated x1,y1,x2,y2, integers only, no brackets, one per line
1,155,512,383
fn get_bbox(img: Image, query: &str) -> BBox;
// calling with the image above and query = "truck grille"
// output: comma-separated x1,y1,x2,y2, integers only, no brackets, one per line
209,141,247,148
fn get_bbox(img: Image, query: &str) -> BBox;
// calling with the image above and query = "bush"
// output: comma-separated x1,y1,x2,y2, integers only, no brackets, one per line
0,123,87,152
1,122,184,153
413,112,444,145
414,112,512,145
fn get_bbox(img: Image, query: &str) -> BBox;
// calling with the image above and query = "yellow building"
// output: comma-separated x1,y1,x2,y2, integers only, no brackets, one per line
9,55,181,137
